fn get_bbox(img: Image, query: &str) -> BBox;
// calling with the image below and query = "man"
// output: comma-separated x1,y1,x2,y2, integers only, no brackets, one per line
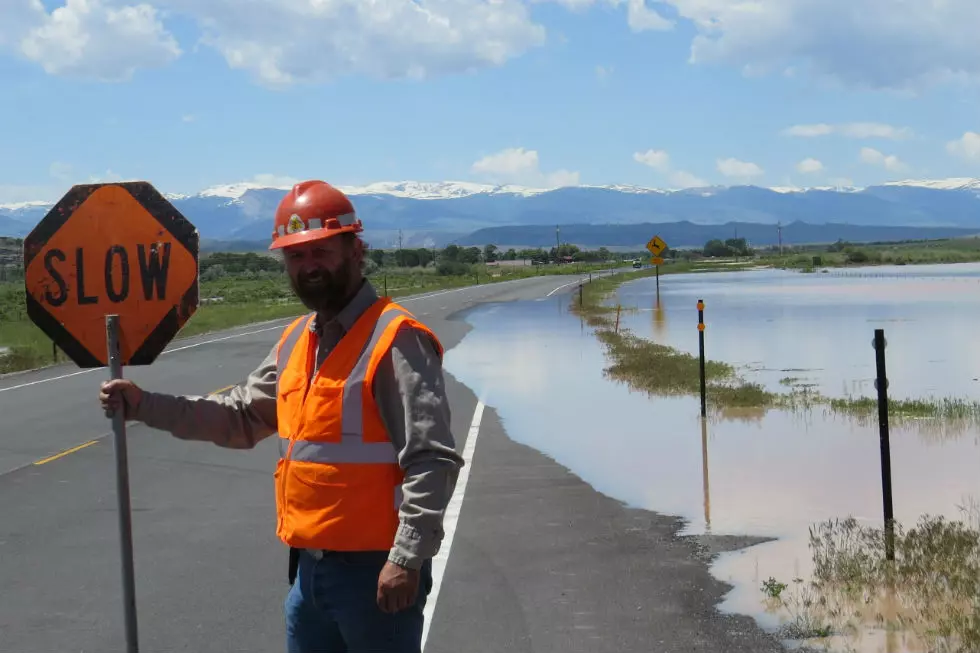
99,180,465,653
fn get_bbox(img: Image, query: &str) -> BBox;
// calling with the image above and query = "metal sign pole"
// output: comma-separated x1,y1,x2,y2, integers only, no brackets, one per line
106,314,140,653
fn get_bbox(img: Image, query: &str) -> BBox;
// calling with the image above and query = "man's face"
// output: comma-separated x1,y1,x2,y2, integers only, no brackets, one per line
282,235,361,314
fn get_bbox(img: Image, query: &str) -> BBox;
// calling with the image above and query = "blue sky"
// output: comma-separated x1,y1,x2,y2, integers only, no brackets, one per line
2,0,980,204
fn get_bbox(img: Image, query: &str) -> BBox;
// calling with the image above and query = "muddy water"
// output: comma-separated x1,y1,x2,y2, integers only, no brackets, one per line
443,266,980,653
616,263,980,400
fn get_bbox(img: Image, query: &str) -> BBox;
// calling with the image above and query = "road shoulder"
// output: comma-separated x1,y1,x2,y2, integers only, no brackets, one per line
428,370,789,653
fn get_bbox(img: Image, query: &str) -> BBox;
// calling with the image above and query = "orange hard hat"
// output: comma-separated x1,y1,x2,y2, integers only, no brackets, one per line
269,180,363,250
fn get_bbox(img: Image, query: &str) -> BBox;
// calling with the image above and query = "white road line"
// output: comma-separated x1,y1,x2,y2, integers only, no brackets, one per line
399,275,527,303
0,323,291,394
162,323,289,355
0,272,587,394
421,398,485,652
546,278,586,297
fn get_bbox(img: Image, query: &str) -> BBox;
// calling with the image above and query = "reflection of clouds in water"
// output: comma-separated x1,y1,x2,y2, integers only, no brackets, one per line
446,296,980,653
617,268,980,401
708,279,976,302
444,329,554,400
447,299,980,540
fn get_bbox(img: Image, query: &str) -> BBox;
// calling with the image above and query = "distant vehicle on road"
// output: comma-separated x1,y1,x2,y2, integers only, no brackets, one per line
632,260,642,269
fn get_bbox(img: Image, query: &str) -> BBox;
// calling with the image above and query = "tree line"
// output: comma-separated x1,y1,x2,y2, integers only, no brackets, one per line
194,244,629,281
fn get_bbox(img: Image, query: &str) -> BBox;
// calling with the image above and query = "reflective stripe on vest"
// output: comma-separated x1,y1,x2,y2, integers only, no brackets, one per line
275,304,416,465
273,299,443,550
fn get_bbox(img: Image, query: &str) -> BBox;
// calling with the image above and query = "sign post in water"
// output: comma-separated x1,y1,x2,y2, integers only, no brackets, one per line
23,182,200,653
646,234,668,292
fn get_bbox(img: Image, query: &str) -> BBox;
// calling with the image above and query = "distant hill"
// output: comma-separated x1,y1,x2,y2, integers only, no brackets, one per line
2,177,978,248
455,221,980,249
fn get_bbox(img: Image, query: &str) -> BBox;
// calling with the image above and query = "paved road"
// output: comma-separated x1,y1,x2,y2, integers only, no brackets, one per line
0,270,785,652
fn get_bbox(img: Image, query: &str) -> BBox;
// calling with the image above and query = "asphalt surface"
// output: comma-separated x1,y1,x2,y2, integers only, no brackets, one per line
0,270,787,653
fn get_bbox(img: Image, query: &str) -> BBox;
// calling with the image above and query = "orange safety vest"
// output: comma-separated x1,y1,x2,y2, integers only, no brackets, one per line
272,296,443,551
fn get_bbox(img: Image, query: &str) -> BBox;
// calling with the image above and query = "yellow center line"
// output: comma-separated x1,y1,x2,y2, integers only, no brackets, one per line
34,440,99,465
30,383,237,467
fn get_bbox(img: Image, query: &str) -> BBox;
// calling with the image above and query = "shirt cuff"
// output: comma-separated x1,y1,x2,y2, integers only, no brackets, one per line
388,522,440,570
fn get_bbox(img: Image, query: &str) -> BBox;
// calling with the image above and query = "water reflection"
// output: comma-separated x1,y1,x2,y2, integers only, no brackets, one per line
444,287,980,653
652,287,667,342
701,416,711,532
617,263,980,403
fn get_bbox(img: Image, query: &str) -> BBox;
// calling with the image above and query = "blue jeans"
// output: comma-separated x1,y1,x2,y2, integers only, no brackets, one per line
285,549,433,653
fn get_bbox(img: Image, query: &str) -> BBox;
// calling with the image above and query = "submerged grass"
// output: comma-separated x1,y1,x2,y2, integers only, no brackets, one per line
572,269,980,650
571,268,980,426
759,512,980,651
829,395,980,421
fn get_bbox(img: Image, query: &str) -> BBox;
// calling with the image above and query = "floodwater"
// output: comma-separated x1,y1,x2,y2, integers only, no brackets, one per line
442,264,980,653
616,263,980,400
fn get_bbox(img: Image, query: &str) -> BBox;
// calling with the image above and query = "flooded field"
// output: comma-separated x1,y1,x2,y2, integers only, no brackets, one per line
616,263,980,401
443,264,980,653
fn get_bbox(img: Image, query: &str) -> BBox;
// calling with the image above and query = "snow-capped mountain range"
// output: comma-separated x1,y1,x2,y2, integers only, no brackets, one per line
2,178,979,249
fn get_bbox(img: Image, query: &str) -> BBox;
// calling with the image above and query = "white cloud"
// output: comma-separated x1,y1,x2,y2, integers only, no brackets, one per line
0,1,42,49
534,0,672,31
667,169,708,188
717,157,764,181
48,161,73,181
471,147,579,188
16,0,181,81
796,158,824,174
624,0,672,32
1,0,547,85
538,0,597,9
251,173,300,187
633,149,670,171
158,0,547,86
87,168,126,183
596,65,613,80
946,132,980,161
6,0,980,92
859,147,906,172
632,149,707,188
660,0,980,90
783,122,912,140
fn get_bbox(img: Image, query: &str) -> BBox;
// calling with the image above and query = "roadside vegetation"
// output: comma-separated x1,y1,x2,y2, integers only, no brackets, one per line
633,234,980,272
757,508,980,652
756,236,980,271
0,238,633,374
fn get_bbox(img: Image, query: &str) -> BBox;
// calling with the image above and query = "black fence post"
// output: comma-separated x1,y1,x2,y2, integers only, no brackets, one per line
698,299,706,417
874,328,895,562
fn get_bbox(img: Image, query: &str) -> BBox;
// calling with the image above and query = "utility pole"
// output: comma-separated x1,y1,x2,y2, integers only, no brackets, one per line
398,229,403,267
555,226,560,264
777,222,783,255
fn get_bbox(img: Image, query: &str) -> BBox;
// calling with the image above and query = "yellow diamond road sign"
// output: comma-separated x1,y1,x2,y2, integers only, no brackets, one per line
646,235,667,256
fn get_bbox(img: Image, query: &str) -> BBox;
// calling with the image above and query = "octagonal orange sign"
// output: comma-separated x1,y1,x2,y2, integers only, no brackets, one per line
24,182,199,368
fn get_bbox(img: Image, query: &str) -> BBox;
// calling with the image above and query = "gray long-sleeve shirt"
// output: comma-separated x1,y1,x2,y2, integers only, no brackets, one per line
132,279,464,570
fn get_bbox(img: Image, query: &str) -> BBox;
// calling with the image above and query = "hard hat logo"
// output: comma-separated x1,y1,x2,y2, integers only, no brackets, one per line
269,180,364,251
286,214,305,234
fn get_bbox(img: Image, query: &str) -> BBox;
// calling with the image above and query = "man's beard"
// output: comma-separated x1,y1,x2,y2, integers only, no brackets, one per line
290,260,354,314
